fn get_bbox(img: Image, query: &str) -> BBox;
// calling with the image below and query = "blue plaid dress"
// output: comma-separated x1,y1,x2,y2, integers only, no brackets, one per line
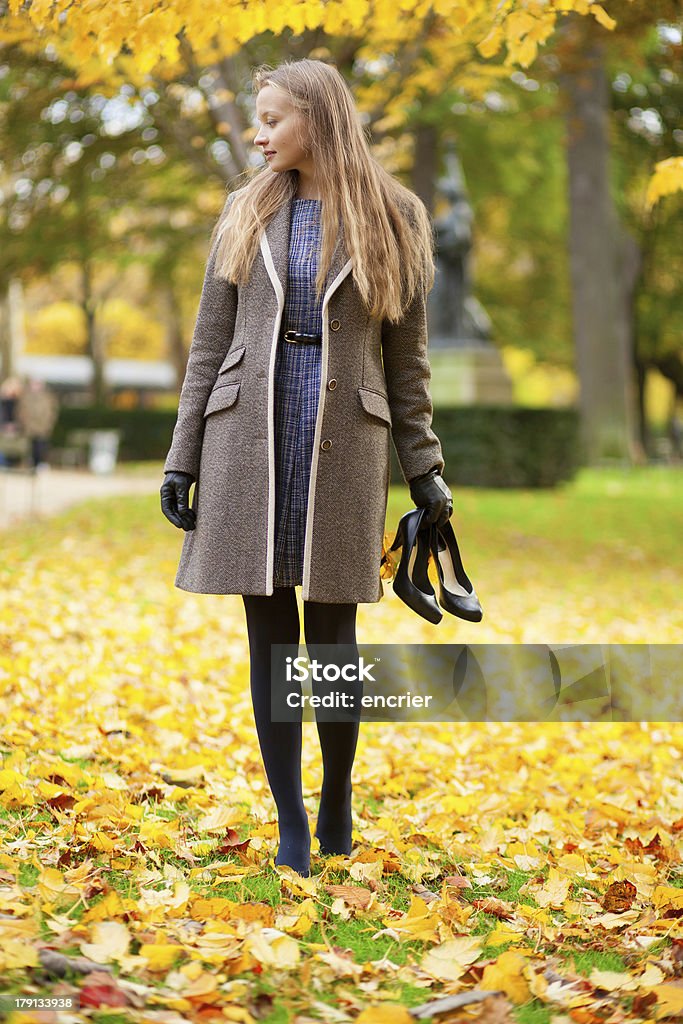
273,198,330,588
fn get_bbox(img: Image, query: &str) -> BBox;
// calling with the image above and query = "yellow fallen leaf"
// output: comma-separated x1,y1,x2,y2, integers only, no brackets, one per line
139,819,179,848
244,928,300,969
350,860,384,883
35,780,71,800
527,966,598,1009
196,806,240,832
487,924,526,947
222,1008,257,1024
100,771,128,789
652,885,683,911
481,949,533,1004
161,765,207,786
180,960,206,980
653,983,683,1018
637,964,665,987
314,947,364,979
557,853,594,876
37,867,79,899
276,867,318,897
356,1007,413,1024
90,831,116,852
275,903,317,937
531,867,571,909
588,909,641,929
139,943,184,970
177,969,220,995
81,890,127,922
0,919,37,939
79,921,132,963
190,897,242,920
385,894,440,942
589,969,638,992
0,940,39,970
0,769,30,791
420,936,482,982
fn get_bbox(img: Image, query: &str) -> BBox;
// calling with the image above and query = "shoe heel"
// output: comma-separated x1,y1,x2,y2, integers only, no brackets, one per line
431,520,483,623
389,518,407,553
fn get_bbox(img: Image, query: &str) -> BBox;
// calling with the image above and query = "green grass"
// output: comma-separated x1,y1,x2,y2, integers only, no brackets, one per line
514,1005,552,1024
388,463,683,559
560,949,628,975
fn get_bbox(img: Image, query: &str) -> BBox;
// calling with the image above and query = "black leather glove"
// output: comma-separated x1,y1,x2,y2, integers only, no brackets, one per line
409,466,453,528
160,471,196,531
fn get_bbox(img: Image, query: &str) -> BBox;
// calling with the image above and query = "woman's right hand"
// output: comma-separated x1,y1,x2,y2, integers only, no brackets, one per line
160,471,196,531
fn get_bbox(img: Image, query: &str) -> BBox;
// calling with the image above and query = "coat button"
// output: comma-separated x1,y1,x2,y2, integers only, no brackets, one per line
328,379,337,390
321,438,332,451
330,318,341,331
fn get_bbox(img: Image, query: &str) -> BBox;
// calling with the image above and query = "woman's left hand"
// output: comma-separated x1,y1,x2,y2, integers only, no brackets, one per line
409,468,453,528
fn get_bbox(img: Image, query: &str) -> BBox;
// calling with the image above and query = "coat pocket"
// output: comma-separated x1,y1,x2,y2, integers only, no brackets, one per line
204,382,241,418
358,386,392,426
217,345,246,375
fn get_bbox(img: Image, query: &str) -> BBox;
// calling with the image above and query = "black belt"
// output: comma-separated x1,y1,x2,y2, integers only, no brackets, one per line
282,329,322,345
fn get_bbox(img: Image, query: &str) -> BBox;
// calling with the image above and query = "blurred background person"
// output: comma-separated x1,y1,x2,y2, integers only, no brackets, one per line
0,376,25,468
16,377,59,471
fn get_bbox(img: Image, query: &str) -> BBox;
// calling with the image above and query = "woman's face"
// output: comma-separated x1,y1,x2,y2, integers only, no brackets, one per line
254,84,312,173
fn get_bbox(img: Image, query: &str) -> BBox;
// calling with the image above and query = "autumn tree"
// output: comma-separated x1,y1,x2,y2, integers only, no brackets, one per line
3,0,681,452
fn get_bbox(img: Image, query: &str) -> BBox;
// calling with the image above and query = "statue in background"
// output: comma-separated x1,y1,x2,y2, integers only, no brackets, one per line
429,146,493,349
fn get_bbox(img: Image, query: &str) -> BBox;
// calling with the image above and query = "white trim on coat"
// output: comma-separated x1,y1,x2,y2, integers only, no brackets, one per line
259,232,285,596
301,258,353,600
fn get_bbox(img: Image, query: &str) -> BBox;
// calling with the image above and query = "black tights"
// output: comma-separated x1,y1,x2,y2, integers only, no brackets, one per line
242,587,361,877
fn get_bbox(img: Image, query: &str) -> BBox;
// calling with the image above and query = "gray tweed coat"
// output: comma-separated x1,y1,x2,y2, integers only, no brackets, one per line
163,192,444,604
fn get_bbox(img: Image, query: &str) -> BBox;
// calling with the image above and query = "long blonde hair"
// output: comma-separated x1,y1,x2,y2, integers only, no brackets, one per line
209,58,435,324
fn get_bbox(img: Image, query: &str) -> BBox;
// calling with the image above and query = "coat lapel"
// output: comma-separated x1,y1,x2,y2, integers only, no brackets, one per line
260,198,350,306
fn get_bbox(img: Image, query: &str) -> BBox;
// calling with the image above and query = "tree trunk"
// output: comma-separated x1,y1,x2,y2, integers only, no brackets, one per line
81,256,106,406
615,220,645,461
558,15,637,464
159,280,186,393
3,278,26,380
634,355,648,454
411,121,439,215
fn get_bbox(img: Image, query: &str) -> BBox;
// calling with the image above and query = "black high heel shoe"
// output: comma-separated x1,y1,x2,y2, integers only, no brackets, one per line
388,507,442,624
430,518,483,622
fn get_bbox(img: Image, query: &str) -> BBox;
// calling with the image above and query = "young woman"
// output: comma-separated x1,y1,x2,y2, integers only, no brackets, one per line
160,58,452,877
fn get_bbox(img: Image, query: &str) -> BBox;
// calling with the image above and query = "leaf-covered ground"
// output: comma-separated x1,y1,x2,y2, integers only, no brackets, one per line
0,467,681,1024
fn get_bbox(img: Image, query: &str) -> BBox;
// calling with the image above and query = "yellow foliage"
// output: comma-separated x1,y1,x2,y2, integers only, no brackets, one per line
646,156,683,209
99,299,166,360
501,345,578,407
26,302,87,357
589,3,617,30
25,299,165,360
1,0,625,117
